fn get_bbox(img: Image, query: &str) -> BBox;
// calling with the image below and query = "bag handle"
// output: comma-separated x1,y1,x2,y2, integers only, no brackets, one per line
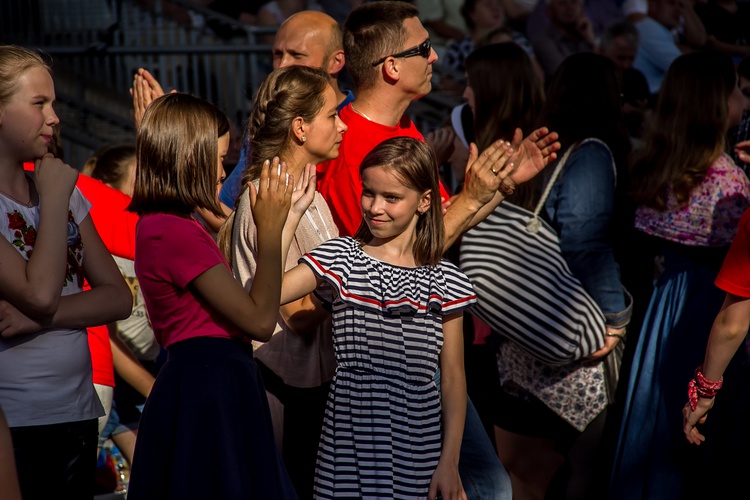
532,141,579,217
525,141,579,233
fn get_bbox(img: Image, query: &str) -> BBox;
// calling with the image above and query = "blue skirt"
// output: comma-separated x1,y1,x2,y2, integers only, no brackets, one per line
608,244,750,499
128,337,297,500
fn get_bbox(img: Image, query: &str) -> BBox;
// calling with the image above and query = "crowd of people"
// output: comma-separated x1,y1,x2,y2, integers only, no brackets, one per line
3,0,750,499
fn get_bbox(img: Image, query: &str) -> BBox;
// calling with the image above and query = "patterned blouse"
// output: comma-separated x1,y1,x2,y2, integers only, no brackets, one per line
635,154,750,247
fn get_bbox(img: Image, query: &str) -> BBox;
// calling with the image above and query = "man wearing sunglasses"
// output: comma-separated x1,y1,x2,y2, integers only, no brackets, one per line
317,2,558,249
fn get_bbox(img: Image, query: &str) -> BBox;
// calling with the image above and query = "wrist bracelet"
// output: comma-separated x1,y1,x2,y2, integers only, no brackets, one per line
605,330,626,340
688,365,723,411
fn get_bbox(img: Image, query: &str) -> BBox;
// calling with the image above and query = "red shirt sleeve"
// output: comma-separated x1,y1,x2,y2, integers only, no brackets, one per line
76,174,138,260
716,208,750,298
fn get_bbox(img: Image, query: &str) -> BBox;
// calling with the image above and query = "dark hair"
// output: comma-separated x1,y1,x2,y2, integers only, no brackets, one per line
91,144,136,192
467,42,544,209
631,52,737,209
344,1,419,90
467,43,543,151
353,137,444,266
537,52,630,172
128,93,230,217
461,0,479,32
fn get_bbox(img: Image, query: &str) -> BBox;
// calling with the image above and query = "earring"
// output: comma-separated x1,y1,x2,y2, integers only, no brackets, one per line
301,135,307,143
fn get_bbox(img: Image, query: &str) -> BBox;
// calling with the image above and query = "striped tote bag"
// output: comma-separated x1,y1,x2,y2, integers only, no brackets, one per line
460,141,607,365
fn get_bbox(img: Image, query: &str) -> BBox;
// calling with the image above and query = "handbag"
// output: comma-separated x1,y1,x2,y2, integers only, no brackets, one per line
460,139,608,366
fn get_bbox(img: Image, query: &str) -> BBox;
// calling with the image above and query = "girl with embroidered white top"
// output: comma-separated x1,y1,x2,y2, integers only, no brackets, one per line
0,44,132,499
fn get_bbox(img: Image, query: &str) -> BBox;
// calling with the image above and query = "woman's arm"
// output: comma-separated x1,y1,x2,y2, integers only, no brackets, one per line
428,311,467,500
683,293,750,445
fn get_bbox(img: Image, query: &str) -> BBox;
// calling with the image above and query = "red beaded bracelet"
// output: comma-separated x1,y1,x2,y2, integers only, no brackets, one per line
687,365,723,411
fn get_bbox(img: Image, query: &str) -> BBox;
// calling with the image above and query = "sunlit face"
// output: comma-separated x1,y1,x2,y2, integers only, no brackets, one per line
272,22,328,71
302,85,347,164
0,66,59,162
398,17,439,99
360,165,430,242
217,132,229,194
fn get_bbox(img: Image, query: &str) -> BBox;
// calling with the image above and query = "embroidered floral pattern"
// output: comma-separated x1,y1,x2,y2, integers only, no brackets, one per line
5,209,84,287
636,154,750,247
7,210,37,258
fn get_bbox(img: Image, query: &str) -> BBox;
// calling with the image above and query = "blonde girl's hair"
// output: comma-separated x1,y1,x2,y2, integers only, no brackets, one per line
127,93,229,217
218,65,330,262
353,137,445,267
0,45,51,106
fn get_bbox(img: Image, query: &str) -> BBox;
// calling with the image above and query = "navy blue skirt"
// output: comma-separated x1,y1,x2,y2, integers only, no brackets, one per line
128,337,297,500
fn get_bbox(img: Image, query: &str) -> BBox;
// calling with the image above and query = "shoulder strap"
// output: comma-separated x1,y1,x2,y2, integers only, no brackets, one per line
531,141,579,218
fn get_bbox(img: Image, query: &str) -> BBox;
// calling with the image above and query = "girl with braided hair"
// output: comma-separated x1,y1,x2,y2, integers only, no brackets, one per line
219,64,347,499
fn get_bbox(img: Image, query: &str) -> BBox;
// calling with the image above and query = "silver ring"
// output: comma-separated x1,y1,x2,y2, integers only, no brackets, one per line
491,168,498,175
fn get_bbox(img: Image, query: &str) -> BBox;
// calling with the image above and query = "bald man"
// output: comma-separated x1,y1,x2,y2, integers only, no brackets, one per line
219,10,354,208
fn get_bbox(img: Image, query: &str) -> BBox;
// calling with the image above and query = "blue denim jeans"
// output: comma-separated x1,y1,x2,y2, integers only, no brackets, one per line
435,368,512,500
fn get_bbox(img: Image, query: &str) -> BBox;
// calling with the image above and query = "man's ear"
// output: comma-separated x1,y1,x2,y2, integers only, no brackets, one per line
327,50,345,77
383,57,401,83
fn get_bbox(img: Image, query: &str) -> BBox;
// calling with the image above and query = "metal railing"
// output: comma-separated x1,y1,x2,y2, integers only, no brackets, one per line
1,0,276,167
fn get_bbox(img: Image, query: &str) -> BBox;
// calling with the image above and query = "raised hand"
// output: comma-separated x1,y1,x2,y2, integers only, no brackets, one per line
289,163,317,220
461,139,515,207
507,127,561,187
425,126,457,167
735,139,750,164
130,68,169,130
248,158,294,236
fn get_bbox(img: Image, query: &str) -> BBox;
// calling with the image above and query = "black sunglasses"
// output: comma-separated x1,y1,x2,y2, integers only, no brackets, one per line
371,39,432,67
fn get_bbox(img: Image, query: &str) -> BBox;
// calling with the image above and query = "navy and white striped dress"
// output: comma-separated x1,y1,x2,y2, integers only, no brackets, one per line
300,237,477,499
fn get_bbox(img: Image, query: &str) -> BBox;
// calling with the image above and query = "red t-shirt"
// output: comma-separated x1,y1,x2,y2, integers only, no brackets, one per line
135,213,242,348
317,103,451,237
716,208,750,298
75,174,138,261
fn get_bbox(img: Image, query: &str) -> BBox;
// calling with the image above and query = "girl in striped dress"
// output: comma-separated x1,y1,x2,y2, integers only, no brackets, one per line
280,136,489,499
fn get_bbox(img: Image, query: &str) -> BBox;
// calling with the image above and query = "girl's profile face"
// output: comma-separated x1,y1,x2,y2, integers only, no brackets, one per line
301,85,347,164
0,66,59,162
216,132,229,195
360,165,430,241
